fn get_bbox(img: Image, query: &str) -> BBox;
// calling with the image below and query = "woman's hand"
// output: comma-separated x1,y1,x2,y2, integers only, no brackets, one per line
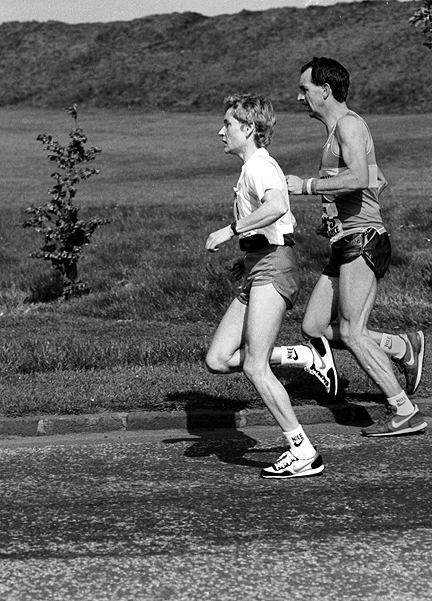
205,225,234,252
229,256,245,280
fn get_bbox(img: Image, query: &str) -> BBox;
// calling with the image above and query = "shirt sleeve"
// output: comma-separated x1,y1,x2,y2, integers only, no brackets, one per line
245,158,283,202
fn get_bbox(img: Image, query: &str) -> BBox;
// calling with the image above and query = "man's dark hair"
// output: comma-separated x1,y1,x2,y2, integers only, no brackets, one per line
223,94,276,148
301,57,350,103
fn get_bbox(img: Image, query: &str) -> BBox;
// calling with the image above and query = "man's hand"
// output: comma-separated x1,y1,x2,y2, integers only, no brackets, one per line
286,174,304,195
205,225,233,252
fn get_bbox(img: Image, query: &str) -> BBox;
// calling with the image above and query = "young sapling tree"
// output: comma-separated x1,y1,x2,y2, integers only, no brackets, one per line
23,105,109,299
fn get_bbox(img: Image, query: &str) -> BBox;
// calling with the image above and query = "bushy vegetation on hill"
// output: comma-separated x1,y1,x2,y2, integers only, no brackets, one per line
0,1,430,113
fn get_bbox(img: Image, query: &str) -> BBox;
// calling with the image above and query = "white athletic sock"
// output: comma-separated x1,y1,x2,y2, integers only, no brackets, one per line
279,345,313,368
379,333,406,360
283,425,316,459
387,391,415,416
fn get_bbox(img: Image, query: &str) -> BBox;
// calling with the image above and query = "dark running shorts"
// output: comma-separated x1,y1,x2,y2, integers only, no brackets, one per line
238,245,300,310
323,228,391,280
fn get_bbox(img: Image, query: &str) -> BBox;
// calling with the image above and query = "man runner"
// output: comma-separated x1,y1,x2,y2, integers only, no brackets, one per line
287,57,426,437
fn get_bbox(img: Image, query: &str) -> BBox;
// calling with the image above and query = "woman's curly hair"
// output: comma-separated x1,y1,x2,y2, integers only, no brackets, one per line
223,94,276,148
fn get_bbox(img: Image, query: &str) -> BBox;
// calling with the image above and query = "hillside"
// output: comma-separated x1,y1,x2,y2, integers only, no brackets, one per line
0,1,430,113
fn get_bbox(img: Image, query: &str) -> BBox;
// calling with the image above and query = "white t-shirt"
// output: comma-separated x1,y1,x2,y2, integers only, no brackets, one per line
233,147,296,245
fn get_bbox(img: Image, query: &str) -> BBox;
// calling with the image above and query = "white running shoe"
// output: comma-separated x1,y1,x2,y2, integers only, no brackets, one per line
261,448,324,479
304,336,338,397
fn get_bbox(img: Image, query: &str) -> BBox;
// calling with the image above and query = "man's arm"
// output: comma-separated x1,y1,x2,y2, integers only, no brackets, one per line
287,114,370,195
205,188,287,252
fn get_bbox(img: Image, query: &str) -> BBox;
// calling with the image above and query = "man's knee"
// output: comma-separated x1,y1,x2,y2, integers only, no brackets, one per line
242,355,267,386
243,354,260,384
339,319,363,351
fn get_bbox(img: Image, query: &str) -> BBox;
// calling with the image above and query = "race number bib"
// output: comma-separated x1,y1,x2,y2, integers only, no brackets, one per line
319,200,344,243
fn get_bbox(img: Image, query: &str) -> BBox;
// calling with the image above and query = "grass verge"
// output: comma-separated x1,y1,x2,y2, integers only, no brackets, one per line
0,109,430,417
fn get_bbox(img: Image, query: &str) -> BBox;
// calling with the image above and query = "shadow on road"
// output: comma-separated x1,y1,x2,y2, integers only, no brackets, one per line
163,392,284,468
162,389,390,466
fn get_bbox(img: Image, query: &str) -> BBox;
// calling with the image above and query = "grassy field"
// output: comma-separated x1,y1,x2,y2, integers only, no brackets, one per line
0,107,430,417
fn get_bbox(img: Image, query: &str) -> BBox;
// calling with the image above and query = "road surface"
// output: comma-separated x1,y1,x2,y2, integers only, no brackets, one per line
0,422,431,600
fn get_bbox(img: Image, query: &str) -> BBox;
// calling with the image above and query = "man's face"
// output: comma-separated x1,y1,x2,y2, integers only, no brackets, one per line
218,108,248,156
297,67,324,119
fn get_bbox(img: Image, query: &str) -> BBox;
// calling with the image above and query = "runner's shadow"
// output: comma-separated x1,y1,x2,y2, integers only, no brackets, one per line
162,392,284,468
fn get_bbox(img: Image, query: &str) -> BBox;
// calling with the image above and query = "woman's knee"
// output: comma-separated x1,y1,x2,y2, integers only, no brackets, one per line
301,316,325,340
301,323,313,340
205,349,231,374
205,348,238,374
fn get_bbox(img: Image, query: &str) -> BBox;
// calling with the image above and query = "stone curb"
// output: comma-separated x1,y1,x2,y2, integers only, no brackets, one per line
0,398,431,438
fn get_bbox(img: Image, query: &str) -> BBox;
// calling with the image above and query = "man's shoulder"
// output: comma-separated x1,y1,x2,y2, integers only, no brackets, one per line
337,110,366,126
335,111,369,140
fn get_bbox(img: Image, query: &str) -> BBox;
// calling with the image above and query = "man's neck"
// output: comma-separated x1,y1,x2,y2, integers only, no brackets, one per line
320,101,350,134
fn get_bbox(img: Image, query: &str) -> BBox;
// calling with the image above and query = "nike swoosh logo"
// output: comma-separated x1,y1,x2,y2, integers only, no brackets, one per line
390,414,414,429
292,456,315,473
315,355,326,371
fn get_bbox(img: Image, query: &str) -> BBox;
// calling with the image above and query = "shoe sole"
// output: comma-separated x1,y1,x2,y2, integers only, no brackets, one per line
409,331,425,395
261,465,324,479
327,368,337,399
362,421,428,437
261,467,324,479
261,456,325,479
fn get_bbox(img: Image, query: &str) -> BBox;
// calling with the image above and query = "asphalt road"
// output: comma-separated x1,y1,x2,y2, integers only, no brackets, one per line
0,422,431,601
